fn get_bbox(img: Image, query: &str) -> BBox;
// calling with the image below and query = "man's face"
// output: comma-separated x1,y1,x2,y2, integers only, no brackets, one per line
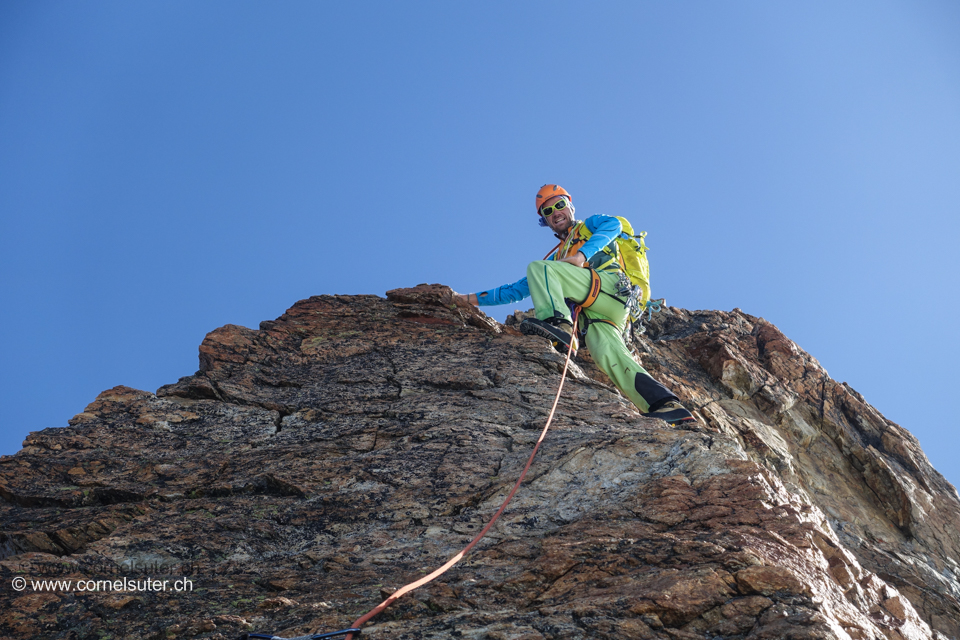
540,195,575,234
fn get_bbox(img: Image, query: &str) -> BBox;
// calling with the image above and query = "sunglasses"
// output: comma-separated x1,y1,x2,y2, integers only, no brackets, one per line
540,198,570,217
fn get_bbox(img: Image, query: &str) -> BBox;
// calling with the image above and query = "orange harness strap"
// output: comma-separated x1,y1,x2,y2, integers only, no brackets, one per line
578,268,602,309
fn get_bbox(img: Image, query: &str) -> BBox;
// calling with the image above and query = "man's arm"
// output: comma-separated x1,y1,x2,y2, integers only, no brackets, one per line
457,277,531,307
557,252,586,267
579,215,623,260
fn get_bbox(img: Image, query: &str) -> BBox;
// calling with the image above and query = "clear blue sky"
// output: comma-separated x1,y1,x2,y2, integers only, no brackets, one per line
2,2,959,487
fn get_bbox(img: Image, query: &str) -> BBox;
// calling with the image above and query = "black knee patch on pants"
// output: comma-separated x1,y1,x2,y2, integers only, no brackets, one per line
634,373,678,411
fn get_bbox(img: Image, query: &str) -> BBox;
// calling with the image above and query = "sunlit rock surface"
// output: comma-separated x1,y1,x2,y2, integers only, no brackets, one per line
1,284,958,640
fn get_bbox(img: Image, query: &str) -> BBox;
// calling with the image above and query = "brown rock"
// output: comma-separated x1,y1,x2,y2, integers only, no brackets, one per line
101,595,137,610
0,287,957,639
735,565,810,596
258,597,298,609
883,594,909,620
721,595,774,618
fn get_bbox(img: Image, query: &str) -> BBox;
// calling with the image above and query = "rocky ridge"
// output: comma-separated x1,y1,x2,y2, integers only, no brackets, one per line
1,284,959,640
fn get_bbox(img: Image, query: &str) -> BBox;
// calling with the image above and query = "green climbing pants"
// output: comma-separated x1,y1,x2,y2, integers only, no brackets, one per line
525,260,679,413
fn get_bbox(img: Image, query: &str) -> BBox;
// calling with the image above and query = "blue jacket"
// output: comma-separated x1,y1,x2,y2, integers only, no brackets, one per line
476,215,622,307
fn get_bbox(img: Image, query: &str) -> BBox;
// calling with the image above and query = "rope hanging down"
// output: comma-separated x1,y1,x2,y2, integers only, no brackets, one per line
341,313,581,639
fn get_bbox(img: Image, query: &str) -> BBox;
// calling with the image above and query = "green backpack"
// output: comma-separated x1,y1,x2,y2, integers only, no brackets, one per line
612,216,651,308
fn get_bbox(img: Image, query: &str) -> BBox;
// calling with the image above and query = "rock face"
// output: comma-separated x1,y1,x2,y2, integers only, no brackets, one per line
1,284,959,640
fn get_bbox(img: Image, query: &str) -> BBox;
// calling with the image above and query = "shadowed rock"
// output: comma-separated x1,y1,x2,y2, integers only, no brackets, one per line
1,284,958,639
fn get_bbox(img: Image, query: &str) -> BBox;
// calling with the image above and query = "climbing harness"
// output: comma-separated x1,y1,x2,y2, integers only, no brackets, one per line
245,316,580,640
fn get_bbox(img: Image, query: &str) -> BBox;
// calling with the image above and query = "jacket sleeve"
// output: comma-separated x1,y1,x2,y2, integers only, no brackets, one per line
579,215,622,259
476,276,531,306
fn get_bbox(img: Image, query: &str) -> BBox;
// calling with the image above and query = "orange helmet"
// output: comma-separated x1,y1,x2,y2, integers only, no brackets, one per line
535,184,572,214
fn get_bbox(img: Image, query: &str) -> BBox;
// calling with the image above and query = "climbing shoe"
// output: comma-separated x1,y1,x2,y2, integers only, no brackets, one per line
642,400,695,426
519,318,578,356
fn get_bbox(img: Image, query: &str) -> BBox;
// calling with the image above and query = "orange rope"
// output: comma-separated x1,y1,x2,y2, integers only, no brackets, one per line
344,314,579,639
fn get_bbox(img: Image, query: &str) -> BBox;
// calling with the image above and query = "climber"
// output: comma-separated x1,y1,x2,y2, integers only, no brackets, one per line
457,184,695,426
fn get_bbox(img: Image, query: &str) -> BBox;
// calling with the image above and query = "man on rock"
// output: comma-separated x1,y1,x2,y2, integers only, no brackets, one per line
457,184,695,426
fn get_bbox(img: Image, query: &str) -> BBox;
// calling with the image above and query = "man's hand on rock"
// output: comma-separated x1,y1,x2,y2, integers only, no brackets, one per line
456,293,479,306
559,252,587,268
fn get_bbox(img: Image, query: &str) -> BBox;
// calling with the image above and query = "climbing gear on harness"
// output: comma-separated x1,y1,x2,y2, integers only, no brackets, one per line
616,271,640,311
519,317,578,355
616,272,643,337
615,270,633,297
242,629,361,639
535,184,572,213
627,297,665,342
643,400,695,426
334,314,581,640
539,197,570,218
